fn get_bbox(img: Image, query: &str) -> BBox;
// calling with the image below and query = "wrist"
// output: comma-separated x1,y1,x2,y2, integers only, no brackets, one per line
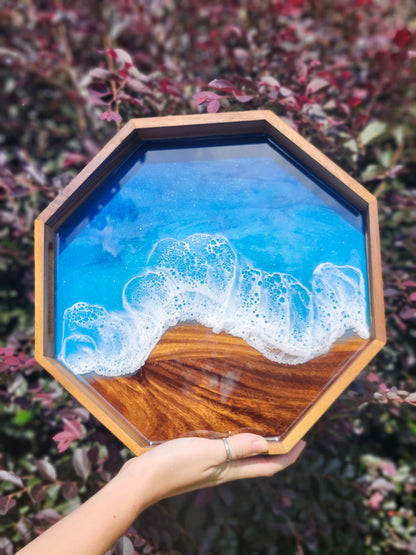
116,454,160,511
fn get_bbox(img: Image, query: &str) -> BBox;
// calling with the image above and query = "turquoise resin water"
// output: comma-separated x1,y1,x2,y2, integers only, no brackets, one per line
56,136,370,376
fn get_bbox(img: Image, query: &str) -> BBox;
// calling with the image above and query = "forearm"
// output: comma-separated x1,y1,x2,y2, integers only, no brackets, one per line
18,460,152,555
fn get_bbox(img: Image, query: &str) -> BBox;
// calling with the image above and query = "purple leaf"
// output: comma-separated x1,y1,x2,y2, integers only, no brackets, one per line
405,392,416,406
62,482,79,500
370,477,396,493
29,484,47,504
369,491,384,510
126,79,152,95
193,91,206,106
115,536,135,555
3,354,25,369
112,48,133,66
0,347,15,357
16,517,33,543
367,372,380,383
233,76,258,91
35,459,57,482
0,496,16,516
232,91,253,103
0,536,13,555
62,152,89,168
58,407,90,423
399,306,416,320
279,86,294,97
87,445,100,465
207,99,221,113
87,88,109,106
98,110,111,122
0,470,23,488
0,167,16,195
35,508,61,524
209,79,238,92
108,110,122,123
117,93,144,107
306,77,330,96
99,110,122,123
383,288,399,297
379,461,398,477
103,443,123,473
392,313,407,332
193,91,220,106
101,47,117,59
258,76,280,88
89,68,116,81
53,418,84,453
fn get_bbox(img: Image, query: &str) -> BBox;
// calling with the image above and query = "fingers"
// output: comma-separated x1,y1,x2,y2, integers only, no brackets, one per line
222,433,269,462
219,439,306,482
269,439,306,472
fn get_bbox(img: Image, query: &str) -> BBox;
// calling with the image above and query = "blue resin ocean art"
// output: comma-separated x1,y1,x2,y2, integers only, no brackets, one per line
55,137,370,377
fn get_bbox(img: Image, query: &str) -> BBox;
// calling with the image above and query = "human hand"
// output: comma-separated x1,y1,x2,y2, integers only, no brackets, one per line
118,434,306,508
17,434,305,555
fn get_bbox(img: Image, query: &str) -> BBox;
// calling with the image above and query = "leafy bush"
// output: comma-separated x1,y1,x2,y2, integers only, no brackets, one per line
0,0,415,553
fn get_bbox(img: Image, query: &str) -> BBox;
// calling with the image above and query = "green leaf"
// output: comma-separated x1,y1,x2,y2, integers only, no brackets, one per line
344,139,358,153
376,149,394,168
392,124,406,146
359,121,387,145
361,164,382,182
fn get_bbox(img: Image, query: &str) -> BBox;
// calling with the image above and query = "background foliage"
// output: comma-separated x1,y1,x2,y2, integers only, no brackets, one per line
0,1,415,553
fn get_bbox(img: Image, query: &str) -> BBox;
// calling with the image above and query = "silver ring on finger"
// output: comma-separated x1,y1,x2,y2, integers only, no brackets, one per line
222,437,231,462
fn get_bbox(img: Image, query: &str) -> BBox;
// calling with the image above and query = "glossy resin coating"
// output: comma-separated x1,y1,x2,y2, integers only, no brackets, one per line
35,111,385,454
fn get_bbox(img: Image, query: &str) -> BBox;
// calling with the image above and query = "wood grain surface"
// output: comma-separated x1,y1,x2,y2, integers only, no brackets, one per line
87,324,370,443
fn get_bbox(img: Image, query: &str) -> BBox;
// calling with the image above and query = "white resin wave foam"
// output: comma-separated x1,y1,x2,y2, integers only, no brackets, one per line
59,233,370,376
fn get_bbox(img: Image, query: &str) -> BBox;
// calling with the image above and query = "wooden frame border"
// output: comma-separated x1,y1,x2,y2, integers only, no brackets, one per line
35,111,385,455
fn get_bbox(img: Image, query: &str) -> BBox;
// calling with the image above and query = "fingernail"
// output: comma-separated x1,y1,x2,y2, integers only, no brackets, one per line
252,440,268,454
